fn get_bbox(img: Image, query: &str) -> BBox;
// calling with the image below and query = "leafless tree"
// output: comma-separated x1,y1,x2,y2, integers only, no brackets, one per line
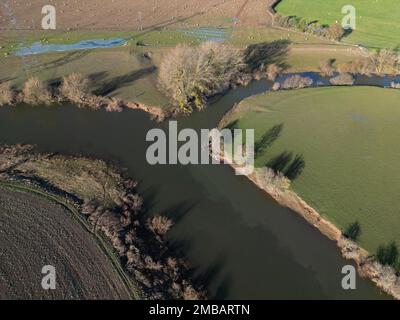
158,42,245,112
327,23,345,41
60,73,91,105
282,75,313,89
0,81,14,106
329,73,355,85
266,63,283,81
22,77,52,105
147,215,174,237
319,59,335,77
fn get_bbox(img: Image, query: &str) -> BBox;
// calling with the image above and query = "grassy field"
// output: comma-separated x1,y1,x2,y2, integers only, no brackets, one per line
224,86,400,252
0,27,360,108
0,46,170,108
0,1,364,110
276,0,400,49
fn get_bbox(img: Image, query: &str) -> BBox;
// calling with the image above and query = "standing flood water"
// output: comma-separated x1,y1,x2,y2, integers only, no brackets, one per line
0,78,389,299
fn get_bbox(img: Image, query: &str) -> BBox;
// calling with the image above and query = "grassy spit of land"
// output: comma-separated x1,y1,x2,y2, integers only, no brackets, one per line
0,144,205,300
219,86,400,299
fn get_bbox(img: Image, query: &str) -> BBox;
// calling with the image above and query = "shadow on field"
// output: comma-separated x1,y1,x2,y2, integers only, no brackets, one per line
267,151,293,172
343,28,354,39
255,123,284,158
35,50,91,73
93,67,157,96
244,40,291,72
254,123,305,180
268,152,305,180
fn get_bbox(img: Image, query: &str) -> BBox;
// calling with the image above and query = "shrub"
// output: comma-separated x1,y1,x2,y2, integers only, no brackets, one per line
183,285,203,300
84,94,105,110
337,50,400,75
274,14,291,28
376,241,399,266
236,74,253,87
0,81,14,106
266,64,282,81
60,73,91,104
327,23,345,41
22,76,52,105
282,75,313,89
319,59,335,77
329,73,355,85
337,59,371,75
274,14,345,42
253,167,291,192
158,42,245,112
370,49,400,74
105,97,124,112
147,216,173,237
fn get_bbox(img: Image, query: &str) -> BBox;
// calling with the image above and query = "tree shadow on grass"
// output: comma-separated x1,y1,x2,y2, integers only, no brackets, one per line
93,66,156,96
267,151,293,172
285,154,305,180
244,40,291,72
267,152,305,181
255,123,284,158
34,50,91,73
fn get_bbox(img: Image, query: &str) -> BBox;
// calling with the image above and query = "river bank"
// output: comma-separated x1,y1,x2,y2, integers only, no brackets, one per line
248,170,400,300
218,106,400,300
0,144,205,300
0,83,168,122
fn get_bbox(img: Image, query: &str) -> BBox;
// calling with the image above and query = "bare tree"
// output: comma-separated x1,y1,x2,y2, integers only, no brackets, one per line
0,81,14,106
370,49,399,74
266,63,283,81
60,73,91,105
319,59,335,77
327,23,345,41
105,97,124,112
329,73,355,85
158,42,245,112
147,215,174,237
282,75,313,89
22,77,52,105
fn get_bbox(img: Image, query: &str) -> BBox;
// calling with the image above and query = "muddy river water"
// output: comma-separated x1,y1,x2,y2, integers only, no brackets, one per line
0,74,392,299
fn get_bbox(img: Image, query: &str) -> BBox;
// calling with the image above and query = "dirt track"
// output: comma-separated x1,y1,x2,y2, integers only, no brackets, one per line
0,186,131,299
0,0,276,30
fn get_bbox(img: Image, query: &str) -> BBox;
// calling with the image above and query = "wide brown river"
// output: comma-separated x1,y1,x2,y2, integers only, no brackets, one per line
0,76,390,299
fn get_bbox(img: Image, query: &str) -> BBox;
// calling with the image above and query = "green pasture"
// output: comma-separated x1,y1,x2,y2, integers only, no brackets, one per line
276,0,400,49
227,86,400,252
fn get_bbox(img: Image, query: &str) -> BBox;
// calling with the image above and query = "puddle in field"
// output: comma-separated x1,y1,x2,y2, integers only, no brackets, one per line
14,38,127,56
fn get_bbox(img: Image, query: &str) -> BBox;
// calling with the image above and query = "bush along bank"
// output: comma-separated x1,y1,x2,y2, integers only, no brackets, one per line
0,74,167,122
0,144,205,300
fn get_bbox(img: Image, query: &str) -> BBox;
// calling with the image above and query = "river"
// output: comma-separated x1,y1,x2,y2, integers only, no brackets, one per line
0,74,391,299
